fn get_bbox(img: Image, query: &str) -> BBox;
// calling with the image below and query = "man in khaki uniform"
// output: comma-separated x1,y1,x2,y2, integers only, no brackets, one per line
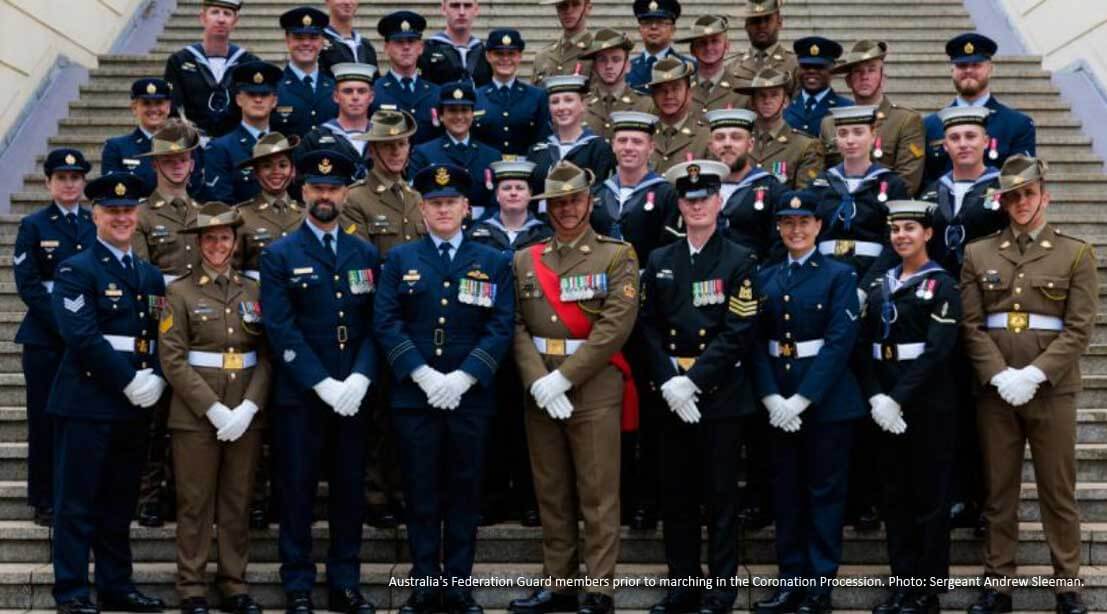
581,29,651,140
533,0,593,84
818,40,925,194
960,156,1095,614
132,118,205,527
159,203,270,614
727,0,797,86
342,110,427,258
736,68,824,189
234,133,306,281
648,58,710,173
507,161,638,614
678,16,748,116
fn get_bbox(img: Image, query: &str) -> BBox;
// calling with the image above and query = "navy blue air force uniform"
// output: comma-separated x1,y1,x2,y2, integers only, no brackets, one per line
373,164,515,585
371,72,442,145
259,151,381,594
164,44,260,138
14,150,97,514
272,8,339,139
752,192,863,599
471,28,550,155
626,0,693,91
784,37,853,138
49,174,168,605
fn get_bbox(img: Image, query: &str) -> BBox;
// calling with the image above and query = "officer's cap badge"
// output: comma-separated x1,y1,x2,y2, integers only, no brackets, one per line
114,183,127,197
435,167,451,186
65,154,76,165
253,72,264,84
1013,175,1025,184
319,158,334,175
810,44,820,56
648,0,658,10
964,42,974,55
169,142,181,151
146,82,158,95
302,14,313,26
688,164,700,184
790,196,801,208
502,34,512,46
401,20,411,32
453,88,464,99
389,127,400,135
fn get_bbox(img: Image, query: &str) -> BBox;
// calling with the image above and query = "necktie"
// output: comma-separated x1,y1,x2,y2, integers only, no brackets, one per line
65,212,76,227
804,96,817,114
323,233,336,265
401,76,413,93
122,254,138,287
303,75,314,91
1017,233,1032,255
645,55,658,71
439,242,453,267
787,261,800,281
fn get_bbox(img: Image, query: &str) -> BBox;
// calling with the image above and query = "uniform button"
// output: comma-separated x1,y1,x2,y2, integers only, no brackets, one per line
669,329,676,335
201,316,208,321
1014,303,1021,311
139,312,145,318
86,371,92,377
140,330,146,337
227,328,234,334
185,245,191,251
1018,273,1025,279
229,347,235,353
785,363,791,371
405,235,412,240
225,308,231,314
699,343,705,350
229,372,237,381
784,314,790,320
339,311,345,318
438,317,446,324
444,281,451,288
783,295,790,302
503,111,509,116
187,264,193,269
311,111,317,116
551,315,558,322
503,127,509,131
669,343,676,350
137,295,143,300
113,304,118,310
403,218,409,224
77,244,82,250
699,329,706,336
435,348,443,356
441,298,448,306
334,275,340,281
302,283,308,288
1015,287,1022,294
785,332,792,339
141,362,148,369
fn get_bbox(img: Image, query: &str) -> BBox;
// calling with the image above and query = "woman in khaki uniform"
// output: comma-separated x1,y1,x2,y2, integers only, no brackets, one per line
158,202,271,614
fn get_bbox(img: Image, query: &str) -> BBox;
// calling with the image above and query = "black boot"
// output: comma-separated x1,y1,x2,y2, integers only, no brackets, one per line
967,590,1011,614
508,590,578,614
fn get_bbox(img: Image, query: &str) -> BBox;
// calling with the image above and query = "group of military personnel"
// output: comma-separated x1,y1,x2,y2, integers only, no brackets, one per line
12,1,1098,614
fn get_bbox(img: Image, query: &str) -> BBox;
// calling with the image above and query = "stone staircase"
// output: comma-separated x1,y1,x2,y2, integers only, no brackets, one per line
2,0,1107,611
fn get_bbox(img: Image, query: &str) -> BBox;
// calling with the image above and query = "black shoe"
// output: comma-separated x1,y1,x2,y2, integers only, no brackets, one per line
220,594,261,614
949,501,977,529
58,597,99,614
329,588,375,614
285,591,313,614
899,594,938,614
34,506,54,527
136,502,164,528
180,598,208,614
399,590,439,614
521,508,541,527
697,594,733,614
873,591,910,614
753,590,803,614
509,589,578,614
796,594,831,614
853,506,880,532
577,594,613,614
99,591,166,612
444,590,483,614
630,505,657,531
967,590,1011,614
649,589,701,614
249,504,268,530
1055,592,1088,614
365,506,399,529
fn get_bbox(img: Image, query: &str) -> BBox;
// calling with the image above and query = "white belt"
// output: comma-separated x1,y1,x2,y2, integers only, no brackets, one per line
163,274,181,286
768,339,824,359
104,334,155,354
872,342,926,361
818,240,883,258
188,350,258,370
243,270,261,281
533,336,586,356
986,312,1063,332
41,281,54,293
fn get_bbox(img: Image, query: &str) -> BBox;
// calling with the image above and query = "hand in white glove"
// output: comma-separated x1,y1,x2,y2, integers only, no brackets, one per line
545,393,574,420
125,369,165,408
990,367,1018,392
412,365,447,401
998,365,1047,407
780,415,803,432
313,377,345,409
762,394,788,428
530,370,573,408
217,400,259,442
857,288,868,308
870,394,906,434
145,374,167,406
205,402,235,432
673,398,701,424
775,395,811,427
334,373,371,416
661,376,700,408
428,371,477,410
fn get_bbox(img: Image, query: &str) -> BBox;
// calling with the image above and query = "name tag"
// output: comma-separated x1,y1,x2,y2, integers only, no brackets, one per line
293,267,314,275
277,106,295,115
40,240,60,248
402,270,421,283
104,289,124,298
123,158,141,168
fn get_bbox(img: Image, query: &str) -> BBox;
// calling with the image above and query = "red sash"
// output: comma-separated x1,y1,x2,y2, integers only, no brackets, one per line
529,243,639,431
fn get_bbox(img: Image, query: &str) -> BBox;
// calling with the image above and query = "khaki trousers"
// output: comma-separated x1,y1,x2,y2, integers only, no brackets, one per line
172,428,262,599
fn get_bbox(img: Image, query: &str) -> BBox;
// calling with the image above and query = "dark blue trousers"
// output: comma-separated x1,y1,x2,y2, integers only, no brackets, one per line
275,398,368,592
52,417,148,603
393,411,490,581
23,345,60,509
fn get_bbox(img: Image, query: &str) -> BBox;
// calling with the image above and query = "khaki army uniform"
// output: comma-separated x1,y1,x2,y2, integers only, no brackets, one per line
583,86,652,141
820,97,926,194
159,265,271,600
749,120,825,189
133,190,203,281
728,42,797,88
533,30,594,85
689,71,749,117
651,113,710,174
342,167,427,258
960,221,1097,590
234,191,305,278
513,226,639,594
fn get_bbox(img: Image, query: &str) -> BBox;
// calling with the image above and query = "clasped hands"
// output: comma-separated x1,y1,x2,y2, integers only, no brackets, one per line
991,365,1047,407
412,365,476,411
314,373,372,416
761,394,810,432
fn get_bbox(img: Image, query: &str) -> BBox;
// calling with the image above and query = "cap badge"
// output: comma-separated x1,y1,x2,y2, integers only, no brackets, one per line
502,34,512,46
1013,174,1025,184
169,142,181,151
401,20,411,32
810,44,820,56
146,82,158,95
389,126,400,135
435,167,451,186
754,4,764,12
253,72,264,84
648,1,658,10
64,154,77,165
302,14,312,26
790,196,801,209
964,42,974,54
114,183,127,197
453,88,464,99
319,158,333,175
688,164,700,184
560,182,573,191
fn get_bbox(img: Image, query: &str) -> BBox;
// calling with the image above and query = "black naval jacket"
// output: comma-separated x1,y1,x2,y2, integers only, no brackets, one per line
320,27,379,75
718,168,786,262
164,44,260,138
466,214,552,253
527,130,616,194
418,34,493,86
590,172,680,265
919,167,1006,279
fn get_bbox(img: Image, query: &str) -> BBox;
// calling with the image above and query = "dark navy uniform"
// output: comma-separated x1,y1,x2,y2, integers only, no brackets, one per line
371,72,442,146
591,172,681,265
626,48,695,93
922,98,1036,186
783,37,852,138
272,65,338,139
528,130,616,194
467,213,552,253
374,165,514,598
299,119,372,181
164,44,260,138
718,168,785,261
14,150,96,519
473,79,550,155
49,174,167,607
418,33,493,86
259,152,381,598
920,168,1005,278
320,26,379,76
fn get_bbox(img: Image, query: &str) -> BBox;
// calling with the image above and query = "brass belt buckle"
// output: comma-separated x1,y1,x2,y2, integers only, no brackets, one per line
135,338,150,355
779,341,795,358
881,343,897,361
546,338,566,356
834,240,855,257
1007,311,1028,334
337,325,349,343
223,352,244,370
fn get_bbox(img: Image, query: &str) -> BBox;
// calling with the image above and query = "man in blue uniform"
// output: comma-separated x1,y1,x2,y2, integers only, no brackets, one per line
103,78,206,197
626,0,693,91
783,36,852,138
409,82,501,214
299,62,378,180
49,173,168,614
374,164,514,614
260,150,379,614
204,61,283,204
164,0,259,139
418,0,492,86
473,29,550,155
320,0,378,75
14,149,96,527
272,7,339,139
922,33,1036,186
372,11,442,145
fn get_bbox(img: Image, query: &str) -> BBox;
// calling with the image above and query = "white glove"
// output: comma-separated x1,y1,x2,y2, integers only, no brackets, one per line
780,415,803,432
998,365,1047,407
313,377,345,409
530,370,573,408
870,394,906,434
762,394,788,427
217,400,258,442
124,369,165,408
205,402,235,432
857,288,868,308
412,365,447,401
661,376,700,408
990,367,1018,392
774,395,810,427
673,397,702,424
334,373,371,416
144,374,167,407
544,392,574,420
428,371,477,410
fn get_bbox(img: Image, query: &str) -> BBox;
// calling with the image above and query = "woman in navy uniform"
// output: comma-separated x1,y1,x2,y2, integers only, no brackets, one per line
528,74,616,192
374,164,514,614
859,201,960,614
13,149,96,527
751,191,863,614
474,29,551,155
49,173,168,614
